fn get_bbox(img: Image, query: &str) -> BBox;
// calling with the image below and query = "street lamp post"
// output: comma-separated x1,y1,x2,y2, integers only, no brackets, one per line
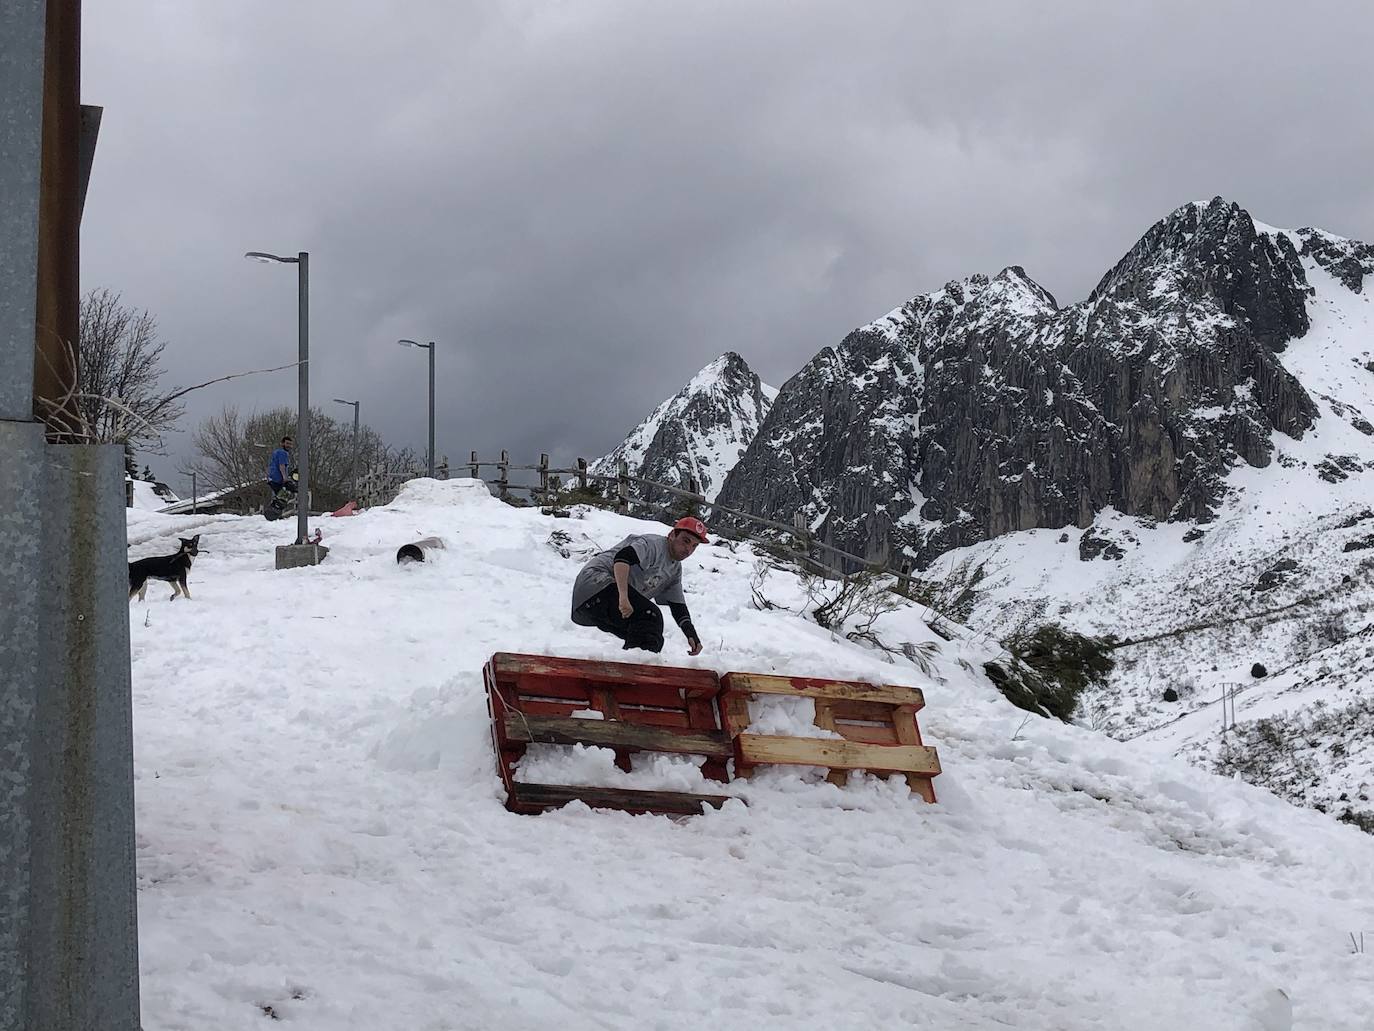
246,250,310,544
397,338,435,478
333,398,360,502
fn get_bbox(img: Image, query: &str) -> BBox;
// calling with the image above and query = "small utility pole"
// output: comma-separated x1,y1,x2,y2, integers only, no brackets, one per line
333,398,360,502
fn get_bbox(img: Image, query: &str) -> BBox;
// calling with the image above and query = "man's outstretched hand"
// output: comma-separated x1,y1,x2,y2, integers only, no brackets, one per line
686,637,703,656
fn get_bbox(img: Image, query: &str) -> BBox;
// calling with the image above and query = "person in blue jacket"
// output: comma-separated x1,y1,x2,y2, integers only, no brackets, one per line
266,435,296,513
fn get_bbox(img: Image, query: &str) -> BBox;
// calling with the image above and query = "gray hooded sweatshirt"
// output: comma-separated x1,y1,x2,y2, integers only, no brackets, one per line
571,533,686,616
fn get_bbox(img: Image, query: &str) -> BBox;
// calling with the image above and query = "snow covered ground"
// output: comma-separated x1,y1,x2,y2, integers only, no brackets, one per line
129,477,180,511
127,480,1374,1029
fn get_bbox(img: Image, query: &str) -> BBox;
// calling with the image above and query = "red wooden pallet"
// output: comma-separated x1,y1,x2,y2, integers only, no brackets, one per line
718,672,940,802
484,652,731,815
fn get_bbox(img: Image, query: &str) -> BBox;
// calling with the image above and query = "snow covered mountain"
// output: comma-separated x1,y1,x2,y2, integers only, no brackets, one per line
904,210,1374,831
125,480,1374,1028
591,352,776,503
714,198,1370,568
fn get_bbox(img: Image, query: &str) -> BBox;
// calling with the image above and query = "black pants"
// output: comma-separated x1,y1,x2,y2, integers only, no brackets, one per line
572,583,665,653
268,481,296,508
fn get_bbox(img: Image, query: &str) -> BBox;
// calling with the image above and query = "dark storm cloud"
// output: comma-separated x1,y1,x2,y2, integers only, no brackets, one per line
79,1,1374,488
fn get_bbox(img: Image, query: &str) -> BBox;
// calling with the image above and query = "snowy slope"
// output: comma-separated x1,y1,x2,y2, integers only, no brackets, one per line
916,228,1374,827
126,481,1374,1029
129,478,179,511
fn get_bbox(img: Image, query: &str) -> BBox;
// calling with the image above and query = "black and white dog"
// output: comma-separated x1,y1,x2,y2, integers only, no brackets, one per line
128,534,201,601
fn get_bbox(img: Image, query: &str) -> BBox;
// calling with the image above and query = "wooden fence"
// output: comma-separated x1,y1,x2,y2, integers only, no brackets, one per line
460,451,926,598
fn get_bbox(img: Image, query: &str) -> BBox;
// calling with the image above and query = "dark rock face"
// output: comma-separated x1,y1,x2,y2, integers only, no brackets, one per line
1317,454,1365,483
1079,527,1130,562
1293,227,1374,293
592,352,775,505
714,197,1330,568
1253,558,1300,593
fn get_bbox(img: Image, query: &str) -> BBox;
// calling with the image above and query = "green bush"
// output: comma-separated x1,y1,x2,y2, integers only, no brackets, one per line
984,623,1118,722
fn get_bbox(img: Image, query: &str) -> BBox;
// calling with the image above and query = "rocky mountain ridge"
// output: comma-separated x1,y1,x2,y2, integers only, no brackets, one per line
710,197,1367,568
591,352,776,504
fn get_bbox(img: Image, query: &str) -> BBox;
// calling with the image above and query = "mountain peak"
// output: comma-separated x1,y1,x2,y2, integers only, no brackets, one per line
988,265,1059,313
684,352,774,400
592,353,776,501
1089,196,1311,350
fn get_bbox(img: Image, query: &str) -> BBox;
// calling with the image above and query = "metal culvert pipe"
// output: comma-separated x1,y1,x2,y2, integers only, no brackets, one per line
396,536,446,563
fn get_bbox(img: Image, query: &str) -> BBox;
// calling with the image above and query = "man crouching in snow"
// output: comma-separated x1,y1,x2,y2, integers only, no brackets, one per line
570,517,708,655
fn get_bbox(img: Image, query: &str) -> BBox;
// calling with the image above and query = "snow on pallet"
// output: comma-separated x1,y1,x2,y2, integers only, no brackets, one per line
484,652,732,815
718,671,941,803
485,653,942,814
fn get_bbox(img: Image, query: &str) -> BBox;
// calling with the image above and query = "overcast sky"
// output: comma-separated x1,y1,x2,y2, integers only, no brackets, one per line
80,1,1374,490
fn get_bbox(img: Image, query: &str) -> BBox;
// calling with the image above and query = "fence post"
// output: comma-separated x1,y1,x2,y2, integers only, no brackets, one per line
437,455,449,480
576,457,588,492
617,460,629,515
896,560,913,599
469,450,479,480
539,453,549,506
498,450,509,501
792,511,811,565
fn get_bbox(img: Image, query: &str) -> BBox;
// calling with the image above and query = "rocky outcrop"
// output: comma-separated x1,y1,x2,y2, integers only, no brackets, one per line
1292,227,1374,293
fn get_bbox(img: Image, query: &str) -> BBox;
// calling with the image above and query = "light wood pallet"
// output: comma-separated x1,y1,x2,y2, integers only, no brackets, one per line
718,672,940,802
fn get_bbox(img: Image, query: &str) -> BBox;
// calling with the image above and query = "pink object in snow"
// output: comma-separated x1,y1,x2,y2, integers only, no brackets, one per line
330,501,357,517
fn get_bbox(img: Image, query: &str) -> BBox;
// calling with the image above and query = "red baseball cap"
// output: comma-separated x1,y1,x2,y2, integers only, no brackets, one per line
672,516,709,543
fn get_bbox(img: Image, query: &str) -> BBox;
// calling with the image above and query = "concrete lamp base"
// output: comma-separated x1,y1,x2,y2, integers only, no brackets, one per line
275,543,329,569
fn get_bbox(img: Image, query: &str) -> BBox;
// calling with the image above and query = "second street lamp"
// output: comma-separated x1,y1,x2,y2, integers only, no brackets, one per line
333,398,360,503
396,338,435,478
246,249,310,545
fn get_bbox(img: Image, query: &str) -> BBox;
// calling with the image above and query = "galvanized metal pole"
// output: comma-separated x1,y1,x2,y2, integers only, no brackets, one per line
2,0,140,1026
191,470,197,513
427,341,435,478
0,10,50,1025
351,401,359,501
296,251,309,544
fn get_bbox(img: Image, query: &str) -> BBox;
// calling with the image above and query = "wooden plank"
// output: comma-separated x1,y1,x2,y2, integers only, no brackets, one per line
717,691,752,737
721,672,925,708
592,683,694,708
612,707,692,729
830,723,899,745
492,653,720,697
510,782,732,816
516,680,693,711
589,685,621,720
734,734,941,776
503,714,731,758
812,700,838,733
516,699,592,718
892,704,922,746
906,774,937,803
827,699,904,723
812,704,848,787
512,674,595,702
685,695,718,732
513,700,691,728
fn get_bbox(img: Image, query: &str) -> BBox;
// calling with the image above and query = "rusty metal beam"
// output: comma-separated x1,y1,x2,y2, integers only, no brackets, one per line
33,0,81,441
